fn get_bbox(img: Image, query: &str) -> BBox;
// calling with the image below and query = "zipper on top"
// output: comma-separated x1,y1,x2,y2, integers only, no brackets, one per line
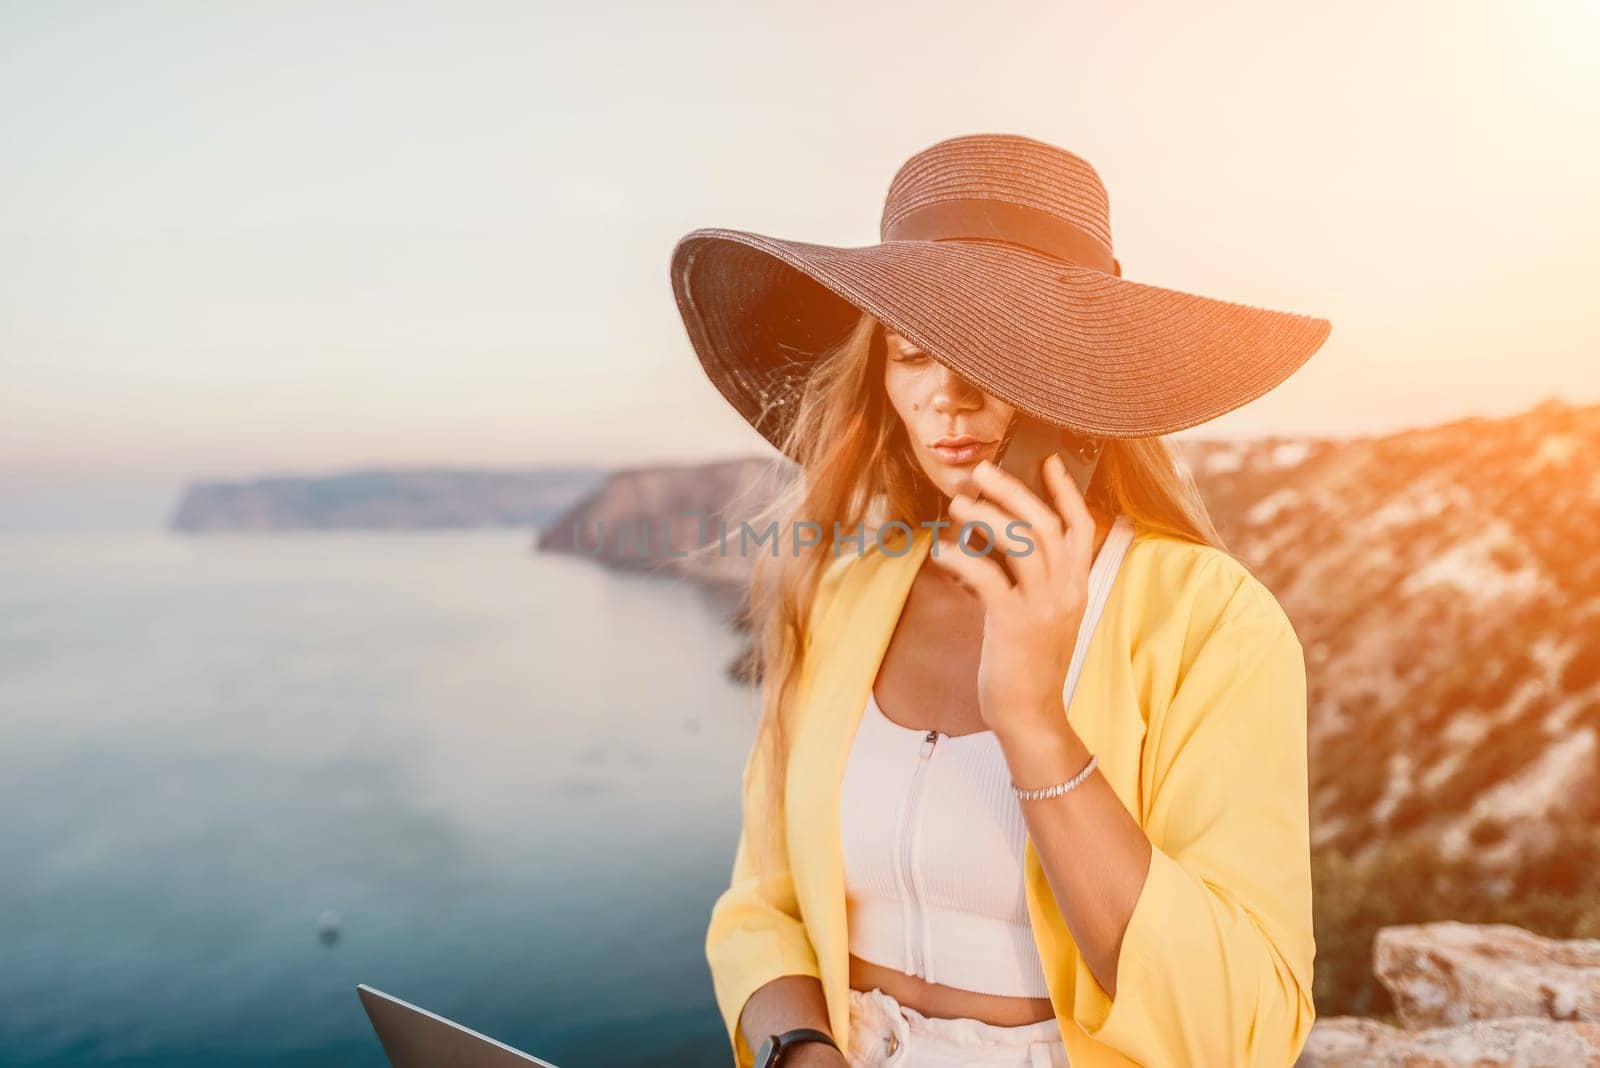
900,727,940,979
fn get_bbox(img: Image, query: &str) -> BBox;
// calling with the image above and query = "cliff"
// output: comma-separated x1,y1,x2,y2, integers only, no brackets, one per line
535,455,798,602
1186,398,1600,884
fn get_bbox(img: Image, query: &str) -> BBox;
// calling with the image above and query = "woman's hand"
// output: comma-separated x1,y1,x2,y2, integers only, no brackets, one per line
929,453,1098,747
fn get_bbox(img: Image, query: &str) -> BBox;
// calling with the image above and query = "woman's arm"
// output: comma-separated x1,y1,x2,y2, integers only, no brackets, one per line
736,975,847,1067
706,739,829,1067
999,716,1150,1003
1001,587,1317,1067
708,555,857,1066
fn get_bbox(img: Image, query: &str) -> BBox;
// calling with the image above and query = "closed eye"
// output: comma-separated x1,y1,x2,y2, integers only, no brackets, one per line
888,336,929,362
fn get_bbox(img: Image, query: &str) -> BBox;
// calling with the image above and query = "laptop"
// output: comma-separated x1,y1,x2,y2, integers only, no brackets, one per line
357,984,560,1068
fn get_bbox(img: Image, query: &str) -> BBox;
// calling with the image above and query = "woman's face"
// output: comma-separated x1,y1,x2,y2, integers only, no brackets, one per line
882,329,1016,500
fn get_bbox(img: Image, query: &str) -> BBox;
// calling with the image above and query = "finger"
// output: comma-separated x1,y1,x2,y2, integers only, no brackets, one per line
966,459,1067,592
928,527,1017,605
970,460,1067,561
1041,453,1096,571
948,493,1049,591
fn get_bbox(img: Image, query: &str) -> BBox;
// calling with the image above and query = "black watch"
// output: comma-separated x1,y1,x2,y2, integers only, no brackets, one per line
754,1026,838,1067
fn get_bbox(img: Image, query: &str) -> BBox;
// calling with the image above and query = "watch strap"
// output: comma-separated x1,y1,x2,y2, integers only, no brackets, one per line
766,1026,838,1066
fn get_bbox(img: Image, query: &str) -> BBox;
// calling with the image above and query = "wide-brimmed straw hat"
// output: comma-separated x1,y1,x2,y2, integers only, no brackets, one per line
669,132,1331,460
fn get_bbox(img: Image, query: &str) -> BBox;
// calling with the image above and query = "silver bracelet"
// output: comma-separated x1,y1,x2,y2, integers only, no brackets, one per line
1012,753,1098,801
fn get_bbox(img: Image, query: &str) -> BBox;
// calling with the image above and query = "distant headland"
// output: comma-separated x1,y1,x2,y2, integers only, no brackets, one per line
169,466,607,532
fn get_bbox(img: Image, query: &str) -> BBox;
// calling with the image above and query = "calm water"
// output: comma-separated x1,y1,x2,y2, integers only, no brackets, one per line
0,531,758,1067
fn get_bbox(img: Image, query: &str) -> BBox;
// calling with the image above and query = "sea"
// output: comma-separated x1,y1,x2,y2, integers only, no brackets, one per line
0,529,759,1067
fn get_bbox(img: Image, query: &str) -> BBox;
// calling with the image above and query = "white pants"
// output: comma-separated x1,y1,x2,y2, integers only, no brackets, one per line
844,987,1070,1068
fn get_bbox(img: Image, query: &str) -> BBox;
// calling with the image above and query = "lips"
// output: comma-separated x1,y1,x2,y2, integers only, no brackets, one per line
930,436,996,465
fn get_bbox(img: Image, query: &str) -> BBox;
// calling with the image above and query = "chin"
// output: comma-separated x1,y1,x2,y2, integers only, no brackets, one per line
929,468,977,500
913,450,979,499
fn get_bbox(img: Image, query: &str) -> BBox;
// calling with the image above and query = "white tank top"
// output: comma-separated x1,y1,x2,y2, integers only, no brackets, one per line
840,513,1136,999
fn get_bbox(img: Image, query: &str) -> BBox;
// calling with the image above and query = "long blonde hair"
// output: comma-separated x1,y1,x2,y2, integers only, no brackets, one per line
709,310,1227,874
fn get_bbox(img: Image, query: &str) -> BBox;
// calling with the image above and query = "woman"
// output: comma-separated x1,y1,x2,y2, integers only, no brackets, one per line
669,133,1330,1068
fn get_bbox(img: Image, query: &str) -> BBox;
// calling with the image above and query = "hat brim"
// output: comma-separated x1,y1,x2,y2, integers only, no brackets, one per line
669,227,1331,456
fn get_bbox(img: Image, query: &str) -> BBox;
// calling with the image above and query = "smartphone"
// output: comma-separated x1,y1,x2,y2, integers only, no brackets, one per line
958,413,1104,578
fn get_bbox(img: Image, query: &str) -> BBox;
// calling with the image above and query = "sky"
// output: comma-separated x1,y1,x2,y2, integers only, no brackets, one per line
2,1,1598,529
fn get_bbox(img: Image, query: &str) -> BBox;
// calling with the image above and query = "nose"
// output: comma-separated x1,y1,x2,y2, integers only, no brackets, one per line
930,362,984,414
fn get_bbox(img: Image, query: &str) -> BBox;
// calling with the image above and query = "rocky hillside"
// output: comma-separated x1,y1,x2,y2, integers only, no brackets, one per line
1180,398,1600,891
169,466,605,532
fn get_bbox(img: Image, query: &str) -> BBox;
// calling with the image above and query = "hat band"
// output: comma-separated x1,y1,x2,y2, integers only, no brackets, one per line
883,198,1118,274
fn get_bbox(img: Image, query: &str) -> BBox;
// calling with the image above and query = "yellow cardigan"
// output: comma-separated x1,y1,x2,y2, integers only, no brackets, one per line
706,521,1316,1068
